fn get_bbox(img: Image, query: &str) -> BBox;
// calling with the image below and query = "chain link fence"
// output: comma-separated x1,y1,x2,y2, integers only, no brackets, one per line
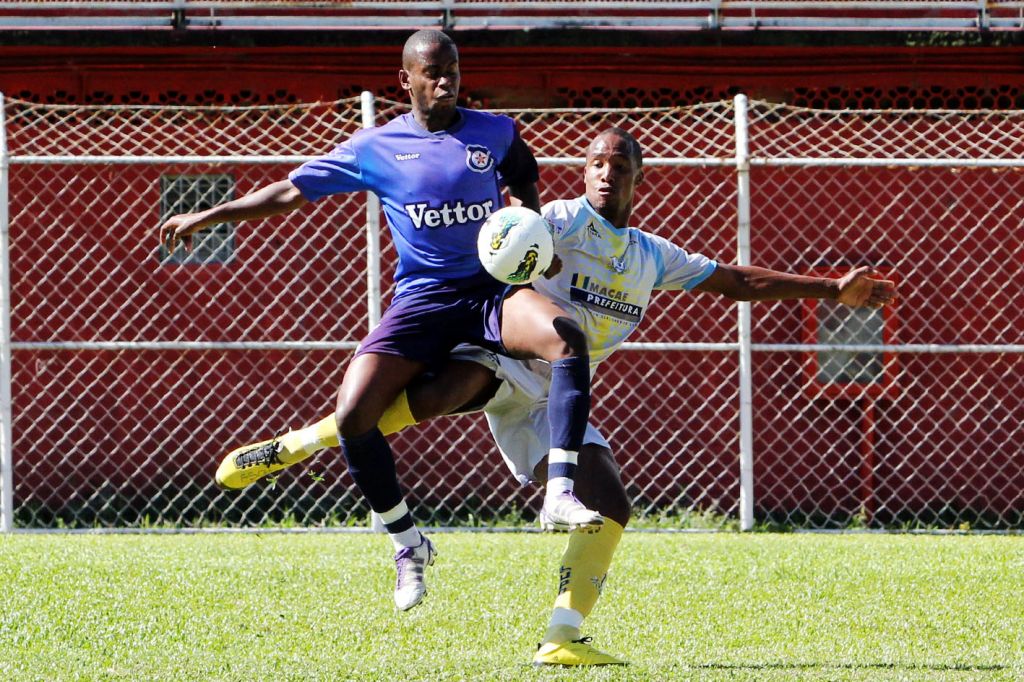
745,103,1024,529
1,94,1021,531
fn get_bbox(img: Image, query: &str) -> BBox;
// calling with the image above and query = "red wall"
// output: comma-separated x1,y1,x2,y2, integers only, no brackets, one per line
6,42,1024,528
6,45,1024,108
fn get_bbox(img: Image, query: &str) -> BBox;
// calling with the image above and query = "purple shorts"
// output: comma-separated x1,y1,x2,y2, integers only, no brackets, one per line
356,272,513,366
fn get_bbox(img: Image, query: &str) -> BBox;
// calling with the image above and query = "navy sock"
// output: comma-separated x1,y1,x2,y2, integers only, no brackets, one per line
339,427,411,532
548,356,591,454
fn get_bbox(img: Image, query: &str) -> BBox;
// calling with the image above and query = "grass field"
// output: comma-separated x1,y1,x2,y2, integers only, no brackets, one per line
1,532,1022,681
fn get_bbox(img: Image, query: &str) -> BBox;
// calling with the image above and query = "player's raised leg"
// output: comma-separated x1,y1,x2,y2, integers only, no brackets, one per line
214,415,341,490
214,397,419,490
214,360,499,490
501,287,602,530
532,444,629,666
336,352,437,611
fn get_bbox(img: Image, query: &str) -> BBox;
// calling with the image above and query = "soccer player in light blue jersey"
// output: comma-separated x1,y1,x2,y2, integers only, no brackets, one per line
208,127,896,665
395,128,894,666
159,30,603,612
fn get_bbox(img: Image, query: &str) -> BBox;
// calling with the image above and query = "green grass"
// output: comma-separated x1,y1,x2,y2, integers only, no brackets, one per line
1,533,1022,681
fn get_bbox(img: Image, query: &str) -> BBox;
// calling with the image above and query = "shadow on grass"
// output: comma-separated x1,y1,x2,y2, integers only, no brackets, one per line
693,662,1008,672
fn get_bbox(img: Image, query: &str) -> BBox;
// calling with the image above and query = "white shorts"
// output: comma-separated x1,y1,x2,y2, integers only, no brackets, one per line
450,344,609,486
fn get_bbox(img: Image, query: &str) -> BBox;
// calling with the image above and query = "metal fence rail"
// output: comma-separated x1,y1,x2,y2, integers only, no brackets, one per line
2,1,1024,32
1,93,1022,532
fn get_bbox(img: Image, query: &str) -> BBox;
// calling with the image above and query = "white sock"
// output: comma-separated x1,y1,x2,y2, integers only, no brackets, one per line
544,607,584,644
377,500,422,551
277,415,339,463
546,448,579,498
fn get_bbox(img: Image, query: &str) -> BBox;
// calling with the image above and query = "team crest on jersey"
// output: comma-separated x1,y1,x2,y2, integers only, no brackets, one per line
466,144,494,173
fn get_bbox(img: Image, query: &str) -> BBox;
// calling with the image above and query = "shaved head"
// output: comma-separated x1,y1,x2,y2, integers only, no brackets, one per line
402,29,457,70
588,127,643,167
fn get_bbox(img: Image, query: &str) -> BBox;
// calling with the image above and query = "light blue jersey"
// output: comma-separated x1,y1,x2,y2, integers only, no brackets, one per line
288,108,538,298
538,196,717,368
461,196,718,483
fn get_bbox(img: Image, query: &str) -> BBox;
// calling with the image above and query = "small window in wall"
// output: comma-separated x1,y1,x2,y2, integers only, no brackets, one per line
814,299,884,385
158,174,235,264
802,267,898,400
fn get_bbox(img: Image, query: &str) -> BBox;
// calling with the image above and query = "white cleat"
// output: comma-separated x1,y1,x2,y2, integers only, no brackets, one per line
540,491,604,531
538,510,573,532
393,535,437,611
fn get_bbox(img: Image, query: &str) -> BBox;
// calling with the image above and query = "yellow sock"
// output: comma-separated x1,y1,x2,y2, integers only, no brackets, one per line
273,390,416,466
278,415,339,464
542,518,624,645
378,390,419,436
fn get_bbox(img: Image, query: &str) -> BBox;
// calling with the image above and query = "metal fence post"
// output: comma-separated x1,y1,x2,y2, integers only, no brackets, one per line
734,94,755,531
0,93,13,533
360,91,386,534
360,91,383,330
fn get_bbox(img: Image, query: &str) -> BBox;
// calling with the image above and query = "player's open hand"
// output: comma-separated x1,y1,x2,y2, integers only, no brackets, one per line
836,266,896,308
159,213,207,256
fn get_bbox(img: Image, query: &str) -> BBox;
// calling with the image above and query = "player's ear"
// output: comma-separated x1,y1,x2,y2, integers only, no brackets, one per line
635,169,645,186
399,68,412,92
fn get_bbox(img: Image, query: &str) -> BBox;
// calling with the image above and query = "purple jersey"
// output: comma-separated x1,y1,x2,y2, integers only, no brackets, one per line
289,108,538,298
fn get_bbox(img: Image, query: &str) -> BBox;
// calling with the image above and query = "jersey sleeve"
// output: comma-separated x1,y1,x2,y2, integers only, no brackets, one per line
650,233,718,291
287,137,367,202
496,123,539,187
541,199,582,245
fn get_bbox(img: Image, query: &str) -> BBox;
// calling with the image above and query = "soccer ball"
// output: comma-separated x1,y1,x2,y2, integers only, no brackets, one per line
477,206,554,285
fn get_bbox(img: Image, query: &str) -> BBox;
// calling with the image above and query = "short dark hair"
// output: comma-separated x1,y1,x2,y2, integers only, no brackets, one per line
601,127,643,167
402,30,457,69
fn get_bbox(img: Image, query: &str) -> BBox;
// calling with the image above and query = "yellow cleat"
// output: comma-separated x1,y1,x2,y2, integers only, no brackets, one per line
215,438,287,490
532,637,626,667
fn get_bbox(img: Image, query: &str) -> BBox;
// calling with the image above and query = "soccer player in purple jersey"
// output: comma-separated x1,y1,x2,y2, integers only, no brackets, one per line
159,30,601,611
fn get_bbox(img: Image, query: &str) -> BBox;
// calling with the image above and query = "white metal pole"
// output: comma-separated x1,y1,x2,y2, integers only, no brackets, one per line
0,93,14,533
360,91,383,330
360,91,386,534
734,94,755,532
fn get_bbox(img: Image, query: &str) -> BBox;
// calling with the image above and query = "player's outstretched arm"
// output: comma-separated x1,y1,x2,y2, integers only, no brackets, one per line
694,263,896,308
159,179,308,254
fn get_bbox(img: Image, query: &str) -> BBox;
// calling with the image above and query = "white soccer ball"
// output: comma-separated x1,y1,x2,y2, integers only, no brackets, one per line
477,206,554,285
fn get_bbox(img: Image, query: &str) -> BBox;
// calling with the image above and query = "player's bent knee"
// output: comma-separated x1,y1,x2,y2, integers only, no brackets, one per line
598,475,631,528
335,404,378,439
537,317,588,361
608,483,631,528
553,317,587,355
579,446,631,527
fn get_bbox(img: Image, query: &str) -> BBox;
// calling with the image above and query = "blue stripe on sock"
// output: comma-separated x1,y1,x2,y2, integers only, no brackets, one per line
548,462,577,480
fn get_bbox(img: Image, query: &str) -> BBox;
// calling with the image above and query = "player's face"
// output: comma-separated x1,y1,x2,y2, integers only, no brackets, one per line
400,42,460,127
584,134,642,226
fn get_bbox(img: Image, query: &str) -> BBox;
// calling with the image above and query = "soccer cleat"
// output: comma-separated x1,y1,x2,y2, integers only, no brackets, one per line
215,438,287,490
393,535,437,611
540,491,604,531
538,511,572,532
532,637,625,667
